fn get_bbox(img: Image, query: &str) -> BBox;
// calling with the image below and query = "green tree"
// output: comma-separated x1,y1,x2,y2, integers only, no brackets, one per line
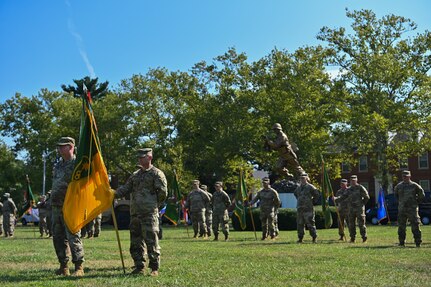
317,9,431,191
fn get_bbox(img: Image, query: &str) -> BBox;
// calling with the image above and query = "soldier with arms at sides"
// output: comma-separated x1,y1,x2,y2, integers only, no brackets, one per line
211,181,231,241
185,180,211,239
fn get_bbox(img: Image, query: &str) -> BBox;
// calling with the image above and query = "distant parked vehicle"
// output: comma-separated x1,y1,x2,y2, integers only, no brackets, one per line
366,192,431,225
21,208,40,226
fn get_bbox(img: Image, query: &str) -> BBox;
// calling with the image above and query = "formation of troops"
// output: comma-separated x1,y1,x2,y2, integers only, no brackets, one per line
0,127,427,278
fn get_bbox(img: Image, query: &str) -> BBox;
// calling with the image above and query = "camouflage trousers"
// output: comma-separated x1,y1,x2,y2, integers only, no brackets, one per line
94,214,102,237
190,210,207,237
3,214,15,237
212,211,229,236
260,209,275,239
205,211,212,236
398,208,421,244
39,212,48,236
46,211,52,236
337,208,349,237
348,207,367,240
81,220,95,238
52,206,84,264
129,213,160,271
297,209,317,239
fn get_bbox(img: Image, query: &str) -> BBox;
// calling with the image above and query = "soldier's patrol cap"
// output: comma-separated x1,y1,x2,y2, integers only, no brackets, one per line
300,172,308,177
272,123,282,130
341,179,348,183
3,193,10,198
136,148,152,157
57,137,75,146
402,170,411,176
262,177,270,183
350,175,358,179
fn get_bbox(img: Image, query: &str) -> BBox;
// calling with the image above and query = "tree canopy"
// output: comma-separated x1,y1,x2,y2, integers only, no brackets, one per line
1,9,430,195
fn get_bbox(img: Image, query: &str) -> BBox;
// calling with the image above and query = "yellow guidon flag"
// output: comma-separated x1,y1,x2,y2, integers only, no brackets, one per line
63,86,114,234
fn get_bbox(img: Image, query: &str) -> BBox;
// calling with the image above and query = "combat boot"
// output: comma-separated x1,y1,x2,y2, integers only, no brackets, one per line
296,238,303,244
362,237,367,243
350,237,355,243
213,234,219,241
398,241,405,247
339,235,345,241
415,241,421,248
312,236,317,243
71,262,84,277
150,270,159,277
224,233,229,241
55,262,70,276
131,265,145,275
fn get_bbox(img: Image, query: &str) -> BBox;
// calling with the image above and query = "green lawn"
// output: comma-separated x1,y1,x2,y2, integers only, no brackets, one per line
0,224,430,287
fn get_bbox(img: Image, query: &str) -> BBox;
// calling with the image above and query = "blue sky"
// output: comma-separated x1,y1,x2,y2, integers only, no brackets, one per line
0,0,430,104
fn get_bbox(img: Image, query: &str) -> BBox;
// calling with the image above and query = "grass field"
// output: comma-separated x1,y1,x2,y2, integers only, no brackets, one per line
0,224,430,287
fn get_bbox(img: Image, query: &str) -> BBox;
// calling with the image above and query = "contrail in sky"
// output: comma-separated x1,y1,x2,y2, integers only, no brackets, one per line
65,0,96,78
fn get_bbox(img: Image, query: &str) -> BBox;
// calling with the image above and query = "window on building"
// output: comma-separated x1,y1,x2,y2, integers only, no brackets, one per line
359,156,368,172
419,180,430,192
418,153,429,169
399,158,408,170
341,162,350,173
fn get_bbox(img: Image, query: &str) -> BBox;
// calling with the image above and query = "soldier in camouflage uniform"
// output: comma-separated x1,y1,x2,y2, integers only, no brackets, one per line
45,191,53,237
249,177,281,240
211,181,231,241
115,148,167,276
37,195,49,237
2,193,17,237
93,213,102,237
0,200,3,236
294,173,320,243
51,137,85,276
334,179,349,240
201,184,213,237
394,170,425,247
185,180,210,238
340,175,369,243
265,123,305,179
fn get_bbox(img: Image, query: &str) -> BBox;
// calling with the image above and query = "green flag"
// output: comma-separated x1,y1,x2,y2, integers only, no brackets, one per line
164,172,181,225
20,175,35,217
234,170,247,230
321,156,333,229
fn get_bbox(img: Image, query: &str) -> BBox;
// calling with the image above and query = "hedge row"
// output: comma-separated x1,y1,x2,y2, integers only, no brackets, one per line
231,206,339,231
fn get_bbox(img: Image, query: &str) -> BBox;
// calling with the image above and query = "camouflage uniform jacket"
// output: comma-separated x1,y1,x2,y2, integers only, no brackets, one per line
294,183,319,211
335,188,349,210
50,156,76,207
345,184,369,209
37,200,48,217
115,166,167,216
394,180,425,211
2,198,17,215
185,189,210,213
211,190,231,214
251,188,281,213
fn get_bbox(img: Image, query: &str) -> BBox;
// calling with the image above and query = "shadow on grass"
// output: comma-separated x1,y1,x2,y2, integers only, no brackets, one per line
0,267,134,283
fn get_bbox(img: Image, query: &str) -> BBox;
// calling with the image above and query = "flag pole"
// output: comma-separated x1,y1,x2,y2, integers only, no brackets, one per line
248,192,257,241
381,185,391,224
111,204,126,274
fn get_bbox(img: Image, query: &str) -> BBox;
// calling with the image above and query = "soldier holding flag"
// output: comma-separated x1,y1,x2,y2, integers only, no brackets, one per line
51,137,85,276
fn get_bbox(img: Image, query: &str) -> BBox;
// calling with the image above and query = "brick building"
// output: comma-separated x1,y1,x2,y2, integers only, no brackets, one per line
335,152,431,209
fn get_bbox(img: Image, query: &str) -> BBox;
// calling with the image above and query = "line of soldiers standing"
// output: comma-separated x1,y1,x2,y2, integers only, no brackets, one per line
185,180,232,241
